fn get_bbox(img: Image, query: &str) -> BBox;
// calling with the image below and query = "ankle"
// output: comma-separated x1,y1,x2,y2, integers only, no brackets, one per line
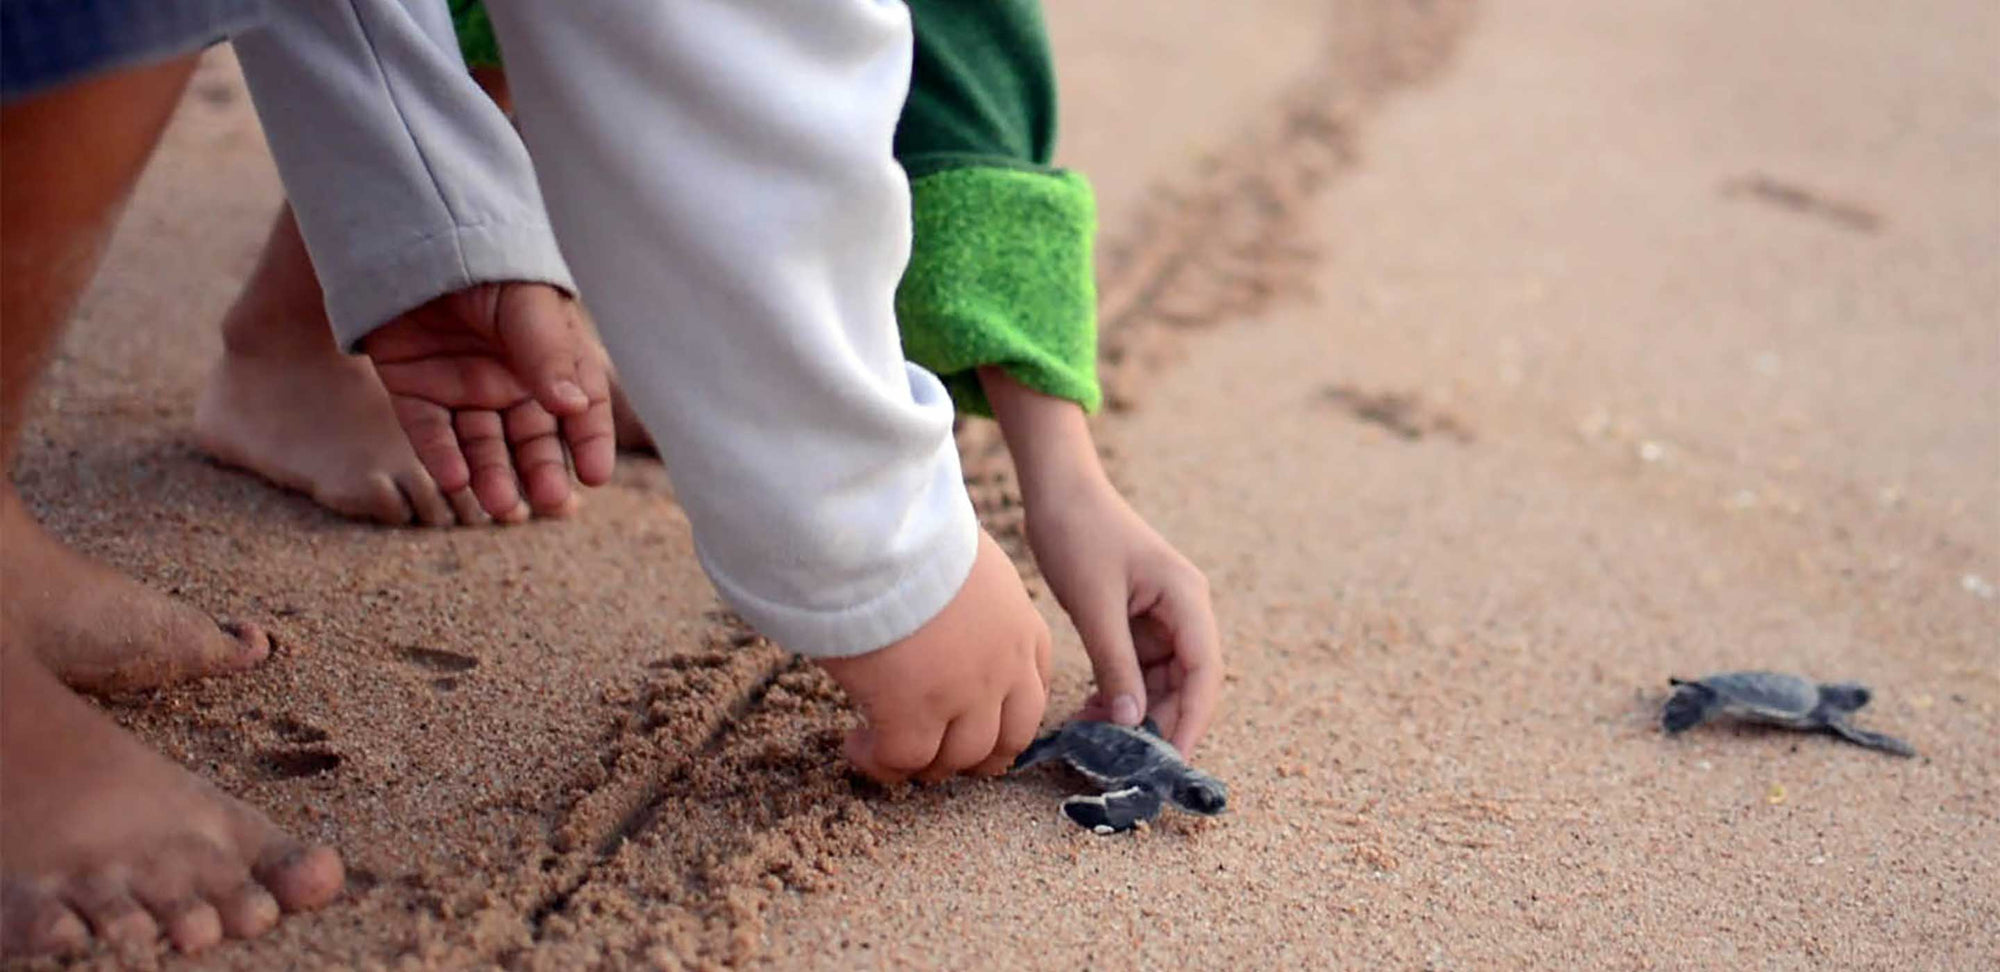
218,290,339,362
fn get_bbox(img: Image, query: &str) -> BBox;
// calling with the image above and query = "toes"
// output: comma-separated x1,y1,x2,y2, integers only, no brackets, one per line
183,840,280,939
444,488,491,526
64,873,159,949
216,620,273,669
253,843,344,913
1,883,89,957
395,474,458,528
149,898,223,954
209,883,280,940
130,850,225,953
317,472,414,526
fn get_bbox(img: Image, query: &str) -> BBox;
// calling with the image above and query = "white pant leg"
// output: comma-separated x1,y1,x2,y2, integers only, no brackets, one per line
233,0,571,347
480,0,978,657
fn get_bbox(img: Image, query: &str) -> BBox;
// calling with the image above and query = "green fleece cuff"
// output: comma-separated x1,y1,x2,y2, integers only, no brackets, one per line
897,166,1100,417
450,0,501,70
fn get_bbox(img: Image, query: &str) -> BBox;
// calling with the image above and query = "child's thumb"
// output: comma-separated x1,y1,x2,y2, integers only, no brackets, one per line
1075,598,1146,726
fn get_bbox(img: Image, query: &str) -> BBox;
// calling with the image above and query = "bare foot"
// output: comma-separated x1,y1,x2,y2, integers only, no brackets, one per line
0,643,343,957
195,331,505,527
611,383,655,453
0,493,268,694
194,208,504,527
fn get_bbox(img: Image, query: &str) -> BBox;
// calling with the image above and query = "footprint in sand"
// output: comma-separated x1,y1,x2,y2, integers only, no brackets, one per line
255,748,343,780
267,714,329,744
394,644,480,673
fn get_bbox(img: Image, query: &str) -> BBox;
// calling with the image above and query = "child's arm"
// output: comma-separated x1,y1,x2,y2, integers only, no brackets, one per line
476,0,1049,779
233,1,613,520
983,368,1221,754
893,1,1223,752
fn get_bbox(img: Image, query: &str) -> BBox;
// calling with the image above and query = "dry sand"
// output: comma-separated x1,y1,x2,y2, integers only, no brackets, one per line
7,0,1996,968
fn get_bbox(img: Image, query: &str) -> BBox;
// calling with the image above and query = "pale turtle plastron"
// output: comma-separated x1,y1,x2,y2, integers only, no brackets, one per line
1662,671,1916,757
1011,718,1229,834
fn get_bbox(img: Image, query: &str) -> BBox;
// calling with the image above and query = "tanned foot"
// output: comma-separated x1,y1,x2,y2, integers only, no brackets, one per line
0,643,344,958
0,494,268,694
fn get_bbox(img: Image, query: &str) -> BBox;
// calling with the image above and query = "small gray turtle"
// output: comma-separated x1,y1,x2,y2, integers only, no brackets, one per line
1662,671,1916,757
1011,718,1228,834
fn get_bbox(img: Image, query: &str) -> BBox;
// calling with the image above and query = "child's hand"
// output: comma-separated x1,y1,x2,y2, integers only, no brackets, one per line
361,282,615,522
1025,480,1223,755
980,368,1224,755
815,530,1051,784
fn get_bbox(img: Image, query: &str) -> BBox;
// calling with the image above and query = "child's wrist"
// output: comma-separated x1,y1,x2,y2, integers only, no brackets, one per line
977,366,1112,509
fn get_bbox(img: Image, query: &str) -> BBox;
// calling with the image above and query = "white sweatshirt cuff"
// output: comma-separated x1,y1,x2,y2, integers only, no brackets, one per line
700,470,978,658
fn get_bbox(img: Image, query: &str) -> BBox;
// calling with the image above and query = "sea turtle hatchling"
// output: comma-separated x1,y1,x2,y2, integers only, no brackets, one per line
1011,718,1229,834
1662,671,1916,757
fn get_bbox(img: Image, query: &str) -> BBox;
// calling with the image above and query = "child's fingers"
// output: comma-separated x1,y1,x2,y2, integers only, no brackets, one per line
496,286,593,417
502,400,573,515
1034,622,1053,695
1072,584,1147,726
974,675,1049,776
1154,579,1223,755
561,398,617,488
844,723,943,785
916,707,1001,783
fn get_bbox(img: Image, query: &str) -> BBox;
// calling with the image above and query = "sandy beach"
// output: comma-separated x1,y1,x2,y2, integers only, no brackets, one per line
9,0,1995,968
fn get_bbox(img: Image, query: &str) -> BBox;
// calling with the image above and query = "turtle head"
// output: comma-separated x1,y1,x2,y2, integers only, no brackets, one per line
1170,774,1229,816
1817,682,1871,712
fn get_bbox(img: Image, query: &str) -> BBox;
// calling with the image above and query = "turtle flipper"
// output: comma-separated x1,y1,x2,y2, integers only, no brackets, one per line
1061,786,1165,835
1662,681,1718,733
1826,718,1917,758
1011,730,1066,772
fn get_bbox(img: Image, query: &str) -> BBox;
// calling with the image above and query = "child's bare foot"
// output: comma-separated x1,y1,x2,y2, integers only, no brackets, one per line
194,209,499,527
611,384,654,453
0,493,267,694
195,331,502,527
0,642,343,957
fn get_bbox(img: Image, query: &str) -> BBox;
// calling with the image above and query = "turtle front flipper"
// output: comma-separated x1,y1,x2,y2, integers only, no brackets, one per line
1826,718,1917,758
1061,786,1165,835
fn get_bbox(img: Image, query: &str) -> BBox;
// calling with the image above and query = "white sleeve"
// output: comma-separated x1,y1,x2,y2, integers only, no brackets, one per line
480,0,979,657
231,0,573,349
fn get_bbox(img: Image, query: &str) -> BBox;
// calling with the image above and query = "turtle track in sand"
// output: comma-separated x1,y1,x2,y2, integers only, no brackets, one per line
489,1,1481,967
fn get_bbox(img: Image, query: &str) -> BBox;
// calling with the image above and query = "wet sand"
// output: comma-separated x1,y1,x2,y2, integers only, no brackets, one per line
10,0,1996,968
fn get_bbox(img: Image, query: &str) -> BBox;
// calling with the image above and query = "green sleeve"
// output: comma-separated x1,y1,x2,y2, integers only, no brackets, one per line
894,0,1101,416
446,0,1101,416
448,0,501,70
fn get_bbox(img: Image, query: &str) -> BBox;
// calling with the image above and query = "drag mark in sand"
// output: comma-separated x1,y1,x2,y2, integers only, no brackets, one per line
1321,384,1475,443
525,649,798,938
1094,0,1476,409
1722,173,1884,233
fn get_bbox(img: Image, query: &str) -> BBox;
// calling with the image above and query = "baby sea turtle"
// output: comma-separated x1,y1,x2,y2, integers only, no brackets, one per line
1011,718,1229,834
1662,671,1916,757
